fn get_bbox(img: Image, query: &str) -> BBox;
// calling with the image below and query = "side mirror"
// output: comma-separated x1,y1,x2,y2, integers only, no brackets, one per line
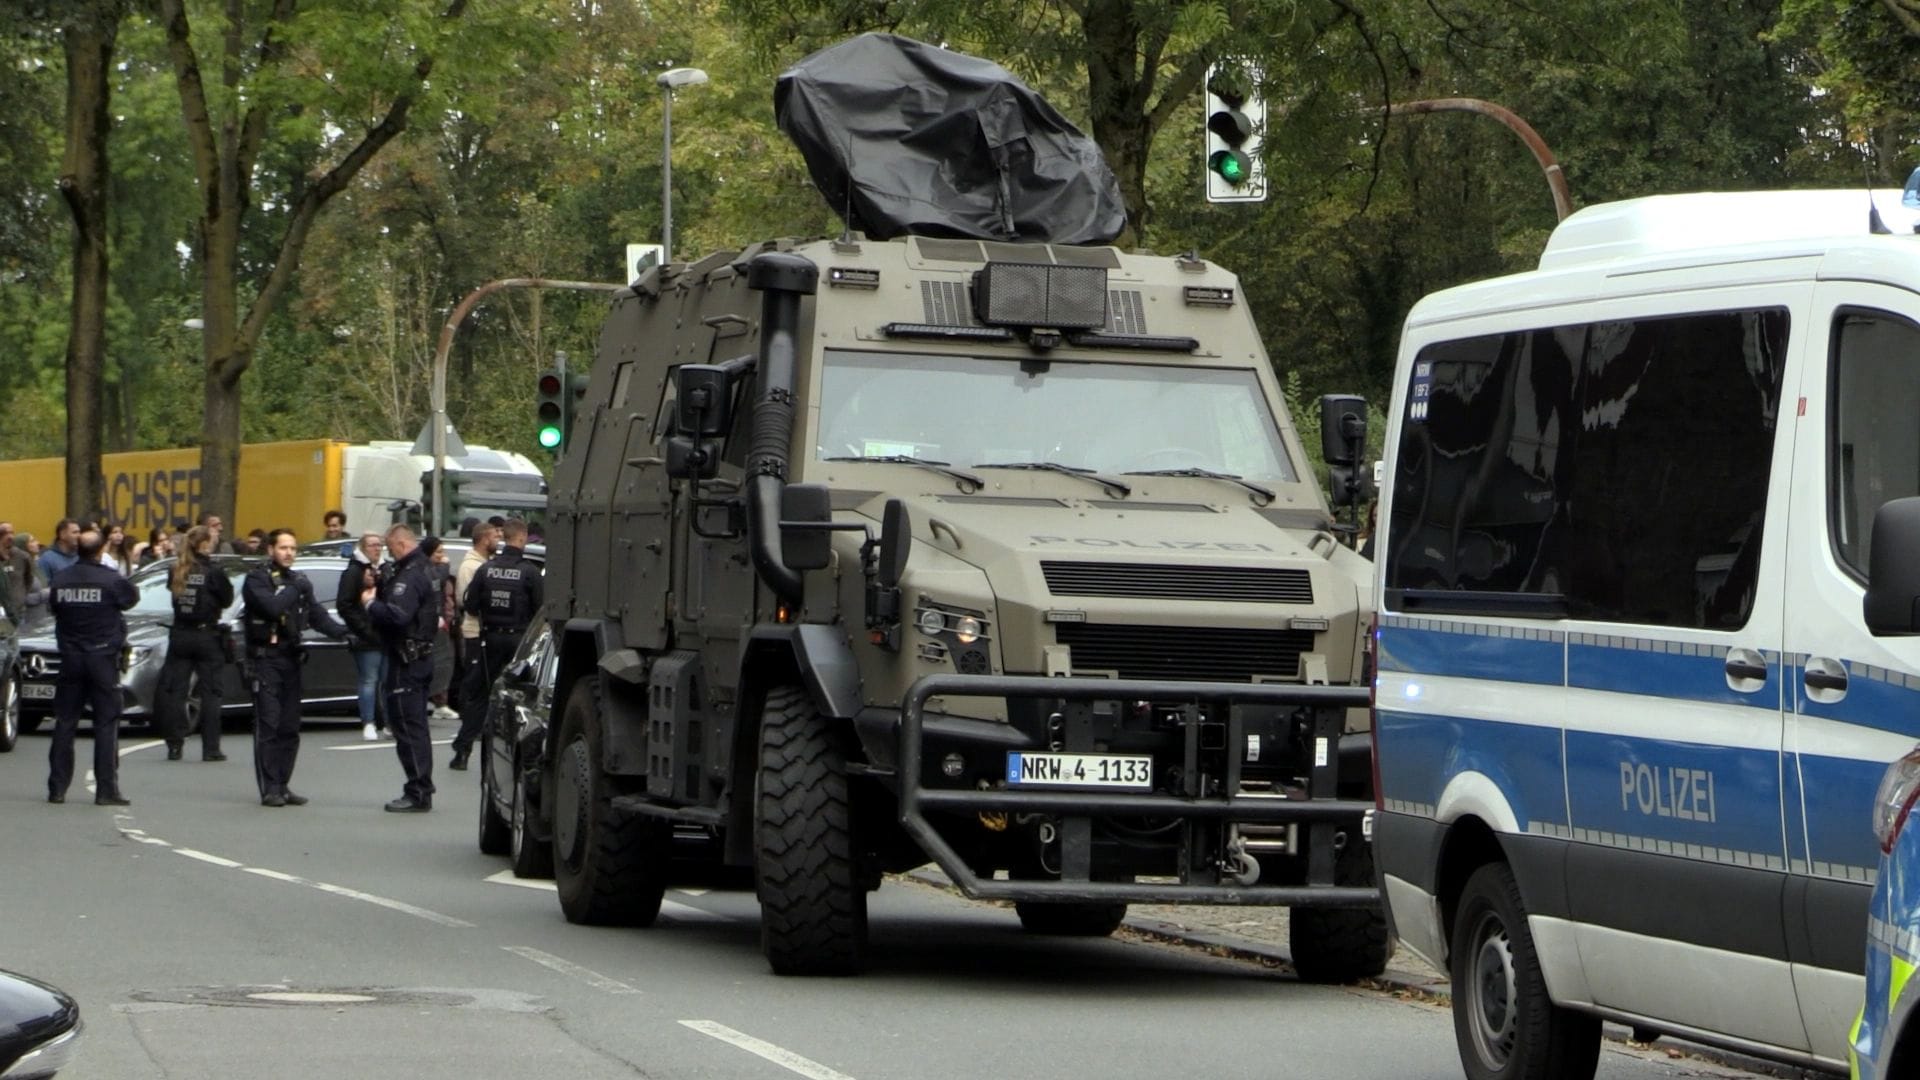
673,365,733,438
780,483,834,572
1864,496,1920,635
878,498,911,588
665,436,720,480
1319,394,1368,467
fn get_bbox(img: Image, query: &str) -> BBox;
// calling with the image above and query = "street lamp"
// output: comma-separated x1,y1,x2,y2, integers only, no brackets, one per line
656,66,709,263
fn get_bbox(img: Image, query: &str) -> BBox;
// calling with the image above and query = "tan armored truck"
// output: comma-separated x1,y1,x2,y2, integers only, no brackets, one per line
533,34,1385,977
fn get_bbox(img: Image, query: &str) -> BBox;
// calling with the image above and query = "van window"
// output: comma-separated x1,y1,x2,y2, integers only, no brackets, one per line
1831,309,1920,580
1388,308,1787,630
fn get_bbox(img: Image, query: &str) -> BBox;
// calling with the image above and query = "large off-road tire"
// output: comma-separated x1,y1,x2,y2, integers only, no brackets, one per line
1450,862,1600,1080
478,730,512,856
552,676,671,926
0,677,17,753
510,762,555,879
755,684,867,975
1290,838,1393,984
1014,902,1127,937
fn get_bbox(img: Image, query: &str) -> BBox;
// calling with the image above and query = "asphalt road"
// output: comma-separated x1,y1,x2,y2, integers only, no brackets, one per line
0,717,1780,1080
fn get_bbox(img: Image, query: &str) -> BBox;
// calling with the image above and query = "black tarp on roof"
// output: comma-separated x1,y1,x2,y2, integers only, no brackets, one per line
774,34,1126,245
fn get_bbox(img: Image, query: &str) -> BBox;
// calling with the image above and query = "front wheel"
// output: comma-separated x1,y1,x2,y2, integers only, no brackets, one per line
1289,837,1393,983
552,676,671,926
511,763,555,879
756,684,867,975
1450,862,1600,1080
1014,902,1126,937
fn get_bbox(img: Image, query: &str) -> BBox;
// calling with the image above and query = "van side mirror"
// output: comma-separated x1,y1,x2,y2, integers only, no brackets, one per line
1320,394,1368,467
780,484,834,572
878,498,911,589
664,436,720,480
672,365,734,437
1864,497,1920,635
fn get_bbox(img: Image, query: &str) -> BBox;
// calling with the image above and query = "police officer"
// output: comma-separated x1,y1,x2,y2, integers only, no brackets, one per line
46,528,138,805
450,518,542,770
154,525,235,762
369,524,439,812
242,528,350,807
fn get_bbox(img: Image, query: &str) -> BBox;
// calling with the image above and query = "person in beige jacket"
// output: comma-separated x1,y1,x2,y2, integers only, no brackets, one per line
447,522,497,769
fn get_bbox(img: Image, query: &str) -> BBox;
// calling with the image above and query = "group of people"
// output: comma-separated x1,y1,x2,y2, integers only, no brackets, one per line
0,511,268,621
33,507,542,816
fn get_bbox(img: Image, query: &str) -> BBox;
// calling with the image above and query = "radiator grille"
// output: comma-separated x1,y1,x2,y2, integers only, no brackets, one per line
1109,290,1148,335
1054,623,1315,682
1041,561,1313,604
920,280,976,325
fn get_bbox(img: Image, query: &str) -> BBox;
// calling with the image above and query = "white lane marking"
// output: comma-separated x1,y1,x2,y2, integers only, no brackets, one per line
503,946,641,994
679,1020,857,1080
326,738,454,752
484,870,556,892
116,825,473,927
121,739,164,757
661,899,729,923
678,887,709,896
174,848,244,868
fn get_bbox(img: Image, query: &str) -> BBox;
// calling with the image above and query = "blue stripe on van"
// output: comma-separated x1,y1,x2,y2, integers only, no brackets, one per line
1564,729,1786,860
1568,641,1781,711
1796,664,1920,742
1797,751,1892,877
1375,708,1567,830
1376,625,1561,685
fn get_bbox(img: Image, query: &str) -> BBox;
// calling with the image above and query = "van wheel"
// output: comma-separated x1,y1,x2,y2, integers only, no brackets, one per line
1014,902,1127,936
552,676,670,926
477,731,511,856
1290,839,1393,983
511,764,555,879
1451,862,1599,1080
756,684,867,975
0,677,17,753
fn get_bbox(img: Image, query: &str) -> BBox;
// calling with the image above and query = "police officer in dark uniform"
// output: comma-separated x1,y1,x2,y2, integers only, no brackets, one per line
46,528,139,805
449,517,542,771
154,525,235,762
369,524,439,812
242,528,350,807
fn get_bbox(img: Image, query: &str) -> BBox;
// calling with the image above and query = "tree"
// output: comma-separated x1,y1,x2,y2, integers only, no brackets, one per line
154,0,493,524
58,0,129,520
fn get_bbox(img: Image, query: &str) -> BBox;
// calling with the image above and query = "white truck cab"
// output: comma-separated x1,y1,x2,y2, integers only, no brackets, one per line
1373,189,1920,1079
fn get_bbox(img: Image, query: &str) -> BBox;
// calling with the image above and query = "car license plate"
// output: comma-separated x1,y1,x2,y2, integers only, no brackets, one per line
22,683,55,701
1006,752,1151,790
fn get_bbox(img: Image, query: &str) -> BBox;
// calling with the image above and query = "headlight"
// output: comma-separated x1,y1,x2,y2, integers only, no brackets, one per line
953,616,982,645
915,609,947,637
0,1022,81,1079
126,647,152,665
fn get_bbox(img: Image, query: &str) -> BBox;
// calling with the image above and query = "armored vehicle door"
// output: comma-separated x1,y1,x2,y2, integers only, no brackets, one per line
610,360,672,650
670,371,759,654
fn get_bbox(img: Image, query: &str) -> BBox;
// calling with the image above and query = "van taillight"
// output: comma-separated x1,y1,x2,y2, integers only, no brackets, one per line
1873,745,1920,853
1367,613,1383,811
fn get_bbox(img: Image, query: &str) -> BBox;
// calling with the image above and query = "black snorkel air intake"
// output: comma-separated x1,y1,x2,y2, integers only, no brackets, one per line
745,251,819,603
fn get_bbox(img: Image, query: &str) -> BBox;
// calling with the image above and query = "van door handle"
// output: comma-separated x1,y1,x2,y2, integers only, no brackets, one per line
1804,670,1848,692
1724,657,1769,682
1803,658,1850,703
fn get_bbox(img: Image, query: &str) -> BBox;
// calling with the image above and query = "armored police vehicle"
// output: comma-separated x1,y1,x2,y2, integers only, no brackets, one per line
534,34,1383,976
1373,189,1920,1079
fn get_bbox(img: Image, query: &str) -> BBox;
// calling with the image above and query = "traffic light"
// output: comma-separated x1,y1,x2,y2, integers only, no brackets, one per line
1204,63,1266,203
536,369,565,451
444,470,473,521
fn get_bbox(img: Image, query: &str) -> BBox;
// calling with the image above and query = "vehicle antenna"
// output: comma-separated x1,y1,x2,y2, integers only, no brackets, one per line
1866,143,1892,235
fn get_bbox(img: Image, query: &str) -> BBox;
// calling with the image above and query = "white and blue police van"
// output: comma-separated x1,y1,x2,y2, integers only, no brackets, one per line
1371,189,1920,1079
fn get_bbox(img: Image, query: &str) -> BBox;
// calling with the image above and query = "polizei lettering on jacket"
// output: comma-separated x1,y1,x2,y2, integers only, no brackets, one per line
1619,762,1718,823
54,587,105,604
1029,535,1276,553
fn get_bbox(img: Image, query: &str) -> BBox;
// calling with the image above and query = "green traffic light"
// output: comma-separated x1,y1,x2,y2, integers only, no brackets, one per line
538,426,563,449
1209,149,1251,186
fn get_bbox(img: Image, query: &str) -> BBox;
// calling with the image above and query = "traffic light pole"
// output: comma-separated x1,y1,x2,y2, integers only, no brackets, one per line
430,277,625,537
1384,97,1574,222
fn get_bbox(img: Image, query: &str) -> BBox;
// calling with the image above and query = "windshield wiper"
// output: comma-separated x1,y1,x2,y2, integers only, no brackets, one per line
973,461,1131,498
1122,467,1275,505
821,454,983,492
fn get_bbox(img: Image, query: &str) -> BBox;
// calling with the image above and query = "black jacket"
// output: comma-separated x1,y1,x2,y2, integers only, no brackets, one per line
336,551,382,650
242,563,348,656
50,559,138,654
463,546,543,633
170,554,234,627
369,548,438,658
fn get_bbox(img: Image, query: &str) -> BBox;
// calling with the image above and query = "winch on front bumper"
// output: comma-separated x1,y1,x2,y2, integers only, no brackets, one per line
895,673,1378,907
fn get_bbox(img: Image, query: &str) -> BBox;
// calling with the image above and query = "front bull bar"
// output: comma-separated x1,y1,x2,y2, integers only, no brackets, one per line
897,673,1380,906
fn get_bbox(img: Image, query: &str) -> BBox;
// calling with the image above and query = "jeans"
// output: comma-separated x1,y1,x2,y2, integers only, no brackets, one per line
351,647,388,728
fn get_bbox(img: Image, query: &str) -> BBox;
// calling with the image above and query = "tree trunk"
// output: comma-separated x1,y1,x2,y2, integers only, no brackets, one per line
196,202,246,527
1083,0,1149,245
57,3,122,523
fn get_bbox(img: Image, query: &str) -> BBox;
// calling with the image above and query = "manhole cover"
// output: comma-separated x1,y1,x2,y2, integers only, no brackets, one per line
246,992,378,1005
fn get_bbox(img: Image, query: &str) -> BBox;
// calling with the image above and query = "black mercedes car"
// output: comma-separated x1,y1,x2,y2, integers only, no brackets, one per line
477,622,555,879
0,968,80,1077
8,555,361,737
